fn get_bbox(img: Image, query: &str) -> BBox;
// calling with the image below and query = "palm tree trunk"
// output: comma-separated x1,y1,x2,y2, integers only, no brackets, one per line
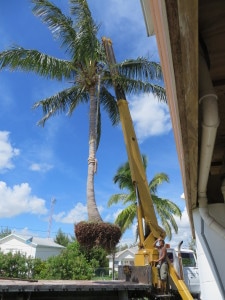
87,86,102,222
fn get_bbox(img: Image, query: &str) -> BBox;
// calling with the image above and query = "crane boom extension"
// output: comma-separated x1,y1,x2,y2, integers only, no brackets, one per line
117,99,166,243
102,37,194,300
102,37,165,247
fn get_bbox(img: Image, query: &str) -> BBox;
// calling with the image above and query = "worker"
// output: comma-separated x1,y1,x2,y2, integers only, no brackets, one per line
153,238,168,294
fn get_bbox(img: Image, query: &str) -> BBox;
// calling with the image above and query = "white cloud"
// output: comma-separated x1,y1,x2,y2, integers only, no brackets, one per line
54,202,87,224
54,202,105,224
13,227,36,237
0,181,47,218
169,207,192,248
129,94,172,142
104,208,125,223
0,131,19,171
113,208,122,220
29,163,53,172
118,223,138,247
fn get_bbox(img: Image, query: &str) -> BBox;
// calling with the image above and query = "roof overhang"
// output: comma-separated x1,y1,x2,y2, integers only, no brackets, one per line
141,0,198,236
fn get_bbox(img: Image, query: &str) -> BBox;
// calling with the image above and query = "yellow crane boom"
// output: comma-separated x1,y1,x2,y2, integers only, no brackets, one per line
102,37,193,300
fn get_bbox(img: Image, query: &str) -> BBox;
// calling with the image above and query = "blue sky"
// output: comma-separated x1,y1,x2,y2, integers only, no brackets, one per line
0,0,192,248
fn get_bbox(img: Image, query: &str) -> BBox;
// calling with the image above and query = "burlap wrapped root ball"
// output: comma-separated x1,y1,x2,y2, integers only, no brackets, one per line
75,221,121,252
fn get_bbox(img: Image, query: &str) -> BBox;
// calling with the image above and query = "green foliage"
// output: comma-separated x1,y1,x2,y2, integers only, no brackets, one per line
38,241,98,279
0,227,12,239
108,155,182,240
54,228,71,247
0,251,34,279
0,240,109,280
82,244,108,268
31,258,46,279
34,241,107,279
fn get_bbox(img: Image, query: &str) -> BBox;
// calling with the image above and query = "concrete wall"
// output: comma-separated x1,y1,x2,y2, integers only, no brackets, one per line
193,206,225,300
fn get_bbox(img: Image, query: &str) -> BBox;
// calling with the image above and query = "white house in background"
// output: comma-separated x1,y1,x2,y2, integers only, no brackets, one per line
107,247,138,273
0,234,65,260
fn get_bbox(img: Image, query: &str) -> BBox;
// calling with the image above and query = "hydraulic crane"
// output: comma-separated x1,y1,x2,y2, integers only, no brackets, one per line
102,37,196,300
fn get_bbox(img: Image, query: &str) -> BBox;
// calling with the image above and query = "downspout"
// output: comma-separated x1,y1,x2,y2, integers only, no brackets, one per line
198,49,225,298
198,49,225,239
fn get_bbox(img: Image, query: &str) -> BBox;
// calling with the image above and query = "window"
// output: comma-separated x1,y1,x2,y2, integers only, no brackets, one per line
167,252,174,263
181,253,196,267
122,260,131,265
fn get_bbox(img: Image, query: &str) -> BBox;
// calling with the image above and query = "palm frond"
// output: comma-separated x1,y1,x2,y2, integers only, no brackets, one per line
0,48,73,80
109,154,182,240
163,200,182,218
113,157,146,191
67,86,89,115
161,219,172,240
113,172,133,190
115,161,130,175
100,86,119,125
112,75,166,101
118,57,163,82
161,210,178,238
102,56,166,101
32,0,77,55
167,214,179,233
107,194,130,207
101,69,114,87
33,85,88,126
153,196,181,238
122,192,136,204
149,173,169,194
70,0,101,62
153,196,182,218
115,204,137,233
141,154,148,169
70,0,93,26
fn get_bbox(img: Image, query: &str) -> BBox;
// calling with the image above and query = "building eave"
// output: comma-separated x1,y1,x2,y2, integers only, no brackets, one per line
142,0,199,237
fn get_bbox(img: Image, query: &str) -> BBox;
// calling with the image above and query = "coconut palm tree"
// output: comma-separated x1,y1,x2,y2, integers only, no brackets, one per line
0,0,166,222
107,155,182,240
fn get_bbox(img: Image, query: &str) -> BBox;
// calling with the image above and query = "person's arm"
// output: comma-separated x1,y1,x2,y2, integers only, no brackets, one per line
153,238,160,248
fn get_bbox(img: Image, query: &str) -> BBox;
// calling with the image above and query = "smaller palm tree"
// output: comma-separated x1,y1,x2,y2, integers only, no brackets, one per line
107,155,182,240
